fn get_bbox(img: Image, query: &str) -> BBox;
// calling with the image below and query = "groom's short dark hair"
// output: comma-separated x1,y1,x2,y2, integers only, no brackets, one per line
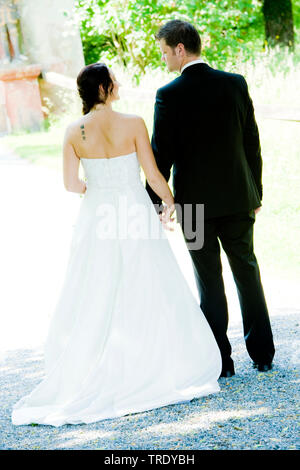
156,20,201,55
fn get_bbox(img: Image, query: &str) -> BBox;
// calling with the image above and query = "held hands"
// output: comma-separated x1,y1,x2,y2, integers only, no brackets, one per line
159,205,261,229
159,203,176,231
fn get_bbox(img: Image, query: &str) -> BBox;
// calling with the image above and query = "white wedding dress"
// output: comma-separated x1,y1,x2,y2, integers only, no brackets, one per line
12,151,222,427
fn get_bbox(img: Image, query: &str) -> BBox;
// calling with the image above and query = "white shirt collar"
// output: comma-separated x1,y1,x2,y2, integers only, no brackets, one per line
181,58,206,74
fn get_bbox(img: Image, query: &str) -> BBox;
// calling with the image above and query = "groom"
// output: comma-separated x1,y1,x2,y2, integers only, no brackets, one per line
145,20,275,378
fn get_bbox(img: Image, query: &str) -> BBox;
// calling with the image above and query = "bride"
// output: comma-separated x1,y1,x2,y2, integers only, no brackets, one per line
12,62,222,427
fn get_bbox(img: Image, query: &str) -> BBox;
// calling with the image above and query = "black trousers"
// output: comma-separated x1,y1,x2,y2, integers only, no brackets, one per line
180,209,275,371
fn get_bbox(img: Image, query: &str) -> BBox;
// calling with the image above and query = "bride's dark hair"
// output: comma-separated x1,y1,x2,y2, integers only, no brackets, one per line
76,62,114,115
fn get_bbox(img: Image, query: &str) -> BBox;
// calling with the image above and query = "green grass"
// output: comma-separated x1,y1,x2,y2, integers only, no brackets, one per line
2,127,64,171
253,118,300,280
1,63,300,280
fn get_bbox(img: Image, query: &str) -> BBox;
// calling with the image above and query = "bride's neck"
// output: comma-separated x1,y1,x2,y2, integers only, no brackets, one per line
90,102,113,113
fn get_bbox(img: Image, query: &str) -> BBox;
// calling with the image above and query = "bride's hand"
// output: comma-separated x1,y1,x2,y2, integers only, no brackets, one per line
159,203,176,231
79,180,87,197
81,180,87,194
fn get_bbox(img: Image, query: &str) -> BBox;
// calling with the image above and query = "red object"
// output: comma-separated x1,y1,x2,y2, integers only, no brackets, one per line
0,64,44,132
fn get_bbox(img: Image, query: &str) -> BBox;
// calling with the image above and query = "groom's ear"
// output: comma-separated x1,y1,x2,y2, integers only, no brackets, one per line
176,43,185,56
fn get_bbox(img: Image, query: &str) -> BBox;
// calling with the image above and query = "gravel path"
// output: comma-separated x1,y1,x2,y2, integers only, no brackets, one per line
1,310,299,450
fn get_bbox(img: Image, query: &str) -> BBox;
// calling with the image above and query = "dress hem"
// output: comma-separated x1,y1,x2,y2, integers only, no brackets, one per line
12,382,220,427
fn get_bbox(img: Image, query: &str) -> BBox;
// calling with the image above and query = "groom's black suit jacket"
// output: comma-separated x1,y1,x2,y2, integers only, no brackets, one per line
145,63,263,219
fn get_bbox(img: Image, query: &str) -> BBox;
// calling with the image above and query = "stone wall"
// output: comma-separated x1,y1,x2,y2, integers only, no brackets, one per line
0,1,85,133
18,0,84,77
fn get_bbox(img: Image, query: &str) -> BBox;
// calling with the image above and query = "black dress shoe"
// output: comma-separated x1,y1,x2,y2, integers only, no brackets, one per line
219,369,235,378
253,362,273,372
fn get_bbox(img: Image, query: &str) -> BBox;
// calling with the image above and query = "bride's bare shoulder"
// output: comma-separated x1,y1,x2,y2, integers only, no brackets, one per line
64,117,86,140
119,110,146,129
116,112,146,134
116,112,144,124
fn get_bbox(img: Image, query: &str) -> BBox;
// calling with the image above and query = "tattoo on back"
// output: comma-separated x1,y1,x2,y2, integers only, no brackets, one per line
80,124,86,140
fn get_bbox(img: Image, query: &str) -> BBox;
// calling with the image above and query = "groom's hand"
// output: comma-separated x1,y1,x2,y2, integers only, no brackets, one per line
254,207,261,215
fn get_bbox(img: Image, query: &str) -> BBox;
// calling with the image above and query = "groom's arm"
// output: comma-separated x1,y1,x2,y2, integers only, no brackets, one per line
242,77,263,200
145,88,175,213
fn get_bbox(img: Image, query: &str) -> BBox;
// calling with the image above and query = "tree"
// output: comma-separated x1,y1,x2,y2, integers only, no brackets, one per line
75,0,264,77
262,0,295,49
75,0,179,82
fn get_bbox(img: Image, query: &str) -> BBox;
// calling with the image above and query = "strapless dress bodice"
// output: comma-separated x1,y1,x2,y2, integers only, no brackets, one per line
80,151,143,190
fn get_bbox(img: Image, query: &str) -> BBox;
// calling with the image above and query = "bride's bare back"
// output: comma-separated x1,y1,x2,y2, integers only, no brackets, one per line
69,110,138,159
63,107,174,224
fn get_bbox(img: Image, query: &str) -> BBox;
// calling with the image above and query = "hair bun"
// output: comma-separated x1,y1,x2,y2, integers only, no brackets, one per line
76,63,114,115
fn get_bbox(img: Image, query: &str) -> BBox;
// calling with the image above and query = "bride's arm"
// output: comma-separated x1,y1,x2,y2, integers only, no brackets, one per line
134,117,174,211
63,126,86,194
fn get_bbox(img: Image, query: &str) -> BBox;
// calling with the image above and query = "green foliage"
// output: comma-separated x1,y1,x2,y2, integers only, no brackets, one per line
293,0,300,29
75,0,178,82
178,0,265,68
75,0,270,77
